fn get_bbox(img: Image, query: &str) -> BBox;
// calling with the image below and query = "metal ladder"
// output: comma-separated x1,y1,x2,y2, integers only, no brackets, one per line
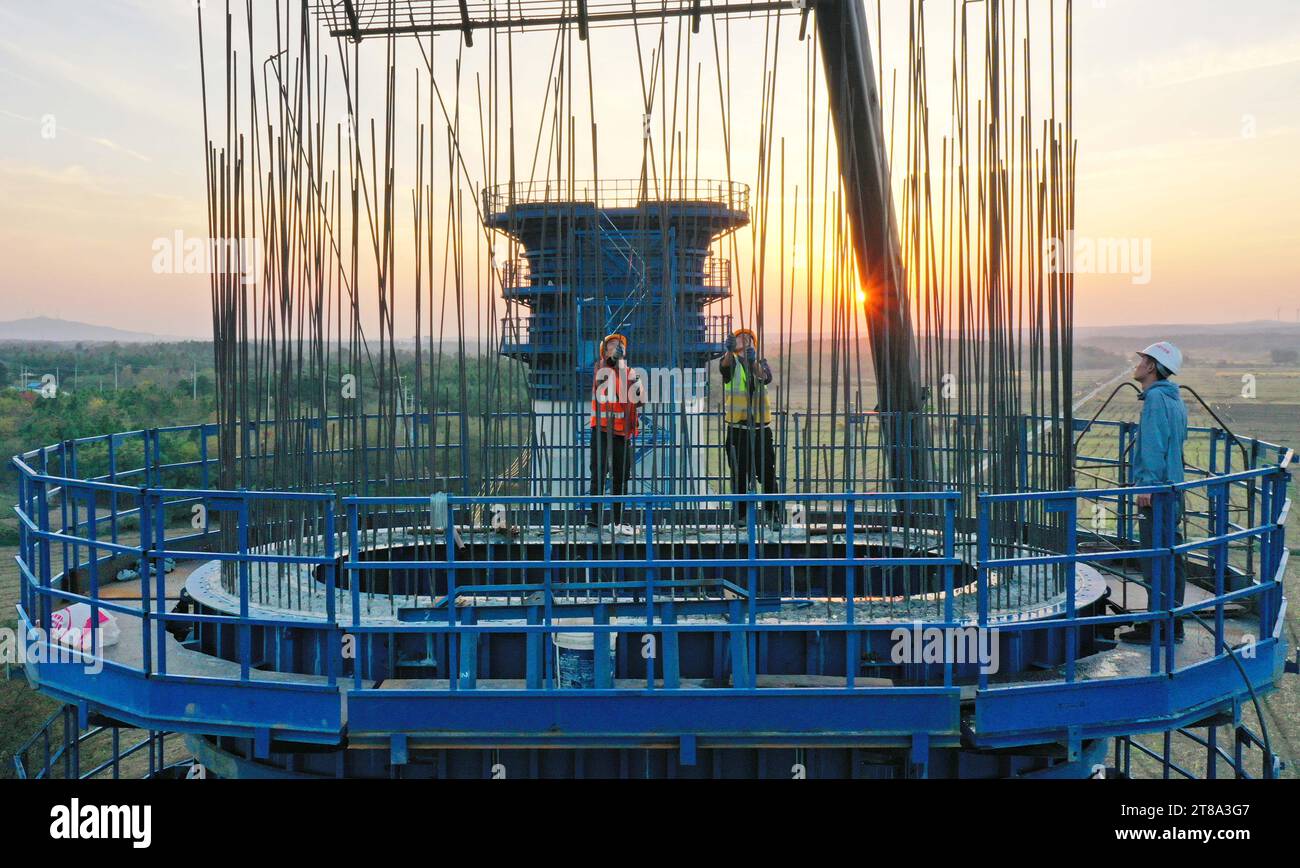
598,212,649,337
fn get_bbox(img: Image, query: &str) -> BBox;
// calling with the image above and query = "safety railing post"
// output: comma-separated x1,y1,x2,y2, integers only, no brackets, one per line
592,599,611,690
108,436,120,544
16,469,29,619
200,424,211,489
1256,476,1274,643
1263,469,1288,638
152,486,168,676
237,494,251,682
81,486,102,662
143,429,154,487
447,500,461,691
36,477,53,631
1059,495,1079,682
845,497,857,689
976,497,990,691
18,470,32,621
1142,491,1161,675
791,413,802,494
643,495,657,690
347,501,362,689
1212,478,1228,656
942,496,956,689
727,596,749,691
60,440,73,581
1118,422,1134,541
324,499,337,687
1159,490,1178,673
529,501,552,691
738,491,759,696
139,487,153,676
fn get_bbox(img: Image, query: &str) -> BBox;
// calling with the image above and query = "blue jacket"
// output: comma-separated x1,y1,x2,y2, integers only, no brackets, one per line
1131,379,1187,486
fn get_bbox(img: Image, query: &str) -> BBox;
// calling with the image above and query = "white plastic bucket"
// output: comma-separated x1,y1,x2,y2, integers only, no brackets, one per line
554,621,616,689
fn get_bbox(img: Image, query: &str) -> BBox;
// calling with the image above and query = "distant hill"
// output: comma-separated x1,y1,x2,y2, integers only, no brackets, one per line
1075,321,1300,365
1076,320,1300,338
0,317,187,344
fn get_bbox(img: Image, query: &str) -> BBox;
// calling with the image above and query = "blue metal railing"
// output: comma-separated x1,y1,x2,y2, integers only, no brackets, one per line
10,412,1284,556
7,412,1292,778
482,178,750,215
10,423,1290,692
975,464,1290,687
4,401,1291,786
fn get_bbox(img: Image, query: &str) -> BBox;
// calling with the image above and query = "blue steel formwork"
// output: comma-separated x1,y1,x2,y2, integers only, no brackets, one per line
8,413,1294,779
486,180,747,500
485,179,748,401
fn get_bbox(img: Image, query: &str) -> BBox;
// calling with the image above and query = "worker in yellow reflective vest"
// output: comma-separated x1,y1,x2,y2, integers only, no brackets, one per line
720,328,782,531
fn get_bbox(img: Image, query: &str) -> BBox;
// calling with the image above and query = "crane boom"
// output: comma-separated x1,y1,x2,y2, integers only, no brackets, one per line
815,0,931,490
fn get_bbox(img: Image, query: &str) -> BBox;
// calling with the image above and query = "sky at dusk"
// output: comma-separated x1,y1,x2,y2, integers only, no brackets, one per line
1,0,1297,338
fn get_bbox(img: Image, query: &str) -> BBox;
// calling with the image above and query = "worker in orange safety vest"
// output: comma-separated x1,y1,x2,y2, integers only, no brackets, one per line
587,334,643,534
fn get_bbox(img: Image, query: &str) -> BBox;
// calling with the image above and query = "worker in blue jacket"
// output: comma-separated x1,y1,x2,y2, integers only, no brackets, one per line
1122,341,1188,643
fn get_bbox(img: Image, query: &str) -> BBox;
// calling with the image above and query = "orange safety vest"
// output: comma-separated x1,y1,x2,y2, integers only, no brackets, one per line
589,363,640,437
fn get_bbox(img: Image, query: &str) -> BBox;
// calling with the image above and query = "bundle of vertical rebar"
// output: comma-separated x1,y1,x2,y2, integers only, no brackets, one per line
197,0,1075,605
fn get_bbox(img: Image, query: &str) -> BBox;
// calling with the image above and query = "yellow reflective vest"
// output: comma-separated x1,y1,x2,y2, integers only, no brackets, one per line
723,358,773,426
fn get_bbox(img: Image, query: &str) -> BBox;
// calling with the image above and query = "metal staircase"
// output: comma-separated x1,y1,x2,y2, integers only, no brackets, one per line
597,212,650,337
11,703,189,780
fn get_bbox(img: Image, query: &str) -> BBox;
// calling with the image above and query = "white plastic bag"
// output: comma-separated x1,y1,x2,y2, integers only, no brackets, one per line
48,603,121,651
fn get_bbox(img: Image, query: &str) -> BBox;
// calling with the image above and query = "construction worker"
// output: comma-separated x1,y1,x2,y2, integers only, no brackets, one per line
1122,341,1189,644
587,334,643,535
720,328,782,531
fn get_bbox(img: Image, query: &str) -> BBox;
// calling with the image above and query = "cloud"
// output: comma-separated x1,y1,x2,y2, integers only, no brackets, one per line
1,111,156,168
0,161,117,197
0,35,191,131
90,137,152,163
1124,36,1300,90
0,63,39,86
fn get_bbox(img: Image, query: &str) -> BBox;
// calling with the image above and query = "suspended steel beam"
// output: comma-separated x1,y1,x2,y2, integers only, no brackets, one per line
578,0,590,40
340,0,361,41
315,1,794,40
457,0,474,46
814,0,931,489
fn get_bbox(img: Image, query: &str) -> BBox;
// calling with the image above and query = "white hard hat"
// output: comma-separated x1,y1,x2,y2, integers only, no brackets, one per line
1138,341,1182,375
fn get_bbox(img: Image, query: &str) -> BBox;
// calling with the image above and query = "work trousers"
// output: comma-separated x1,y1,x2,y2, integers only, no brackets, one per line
726,424,781,520
589,427,634,524
1137,501,1187,638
